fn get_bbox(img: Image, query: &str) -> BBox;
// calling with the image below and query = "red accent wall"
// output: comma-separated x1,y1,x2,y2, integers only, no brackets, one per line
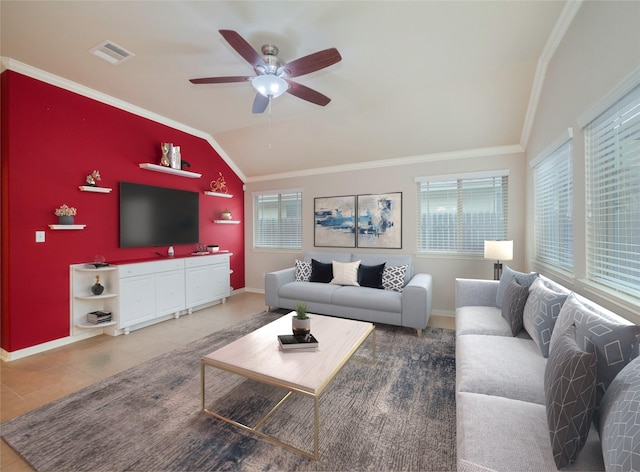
1,70,245,353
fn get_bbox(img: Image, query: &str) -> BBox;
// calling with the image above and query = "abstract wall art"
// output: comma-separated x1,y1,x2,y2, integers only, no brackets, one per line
356,192,402,249
314,195,356,247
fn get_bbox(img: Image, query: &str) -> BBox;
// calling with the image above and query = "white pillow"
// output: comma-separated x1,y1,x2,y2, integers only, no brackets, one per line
330,260,360,286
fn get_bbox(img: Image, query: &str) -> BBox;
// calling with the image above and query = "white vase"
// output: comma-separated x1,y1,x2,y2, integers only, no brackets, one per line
292,316,311,336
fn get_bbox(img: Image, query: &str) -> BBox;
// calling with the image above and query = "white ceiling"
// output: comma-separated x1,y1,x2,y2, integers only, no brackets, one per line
1,1,568,180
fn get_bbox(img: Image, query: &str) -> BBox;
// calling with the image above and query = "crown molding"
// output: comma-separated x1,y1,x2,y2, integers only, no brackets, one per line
520,0,583,149
247,144,525,183
1,57,247,182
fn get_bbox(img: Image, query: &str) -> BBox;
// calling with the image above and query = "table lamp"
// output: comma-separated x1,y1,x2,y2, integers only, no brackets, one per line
484,240,513,280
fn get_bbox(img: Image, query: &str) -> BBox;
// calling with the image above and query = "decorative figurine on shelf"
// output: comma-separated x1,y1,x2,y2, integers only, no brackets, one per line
85,170,101,186
170,145,181,169
210,172,228,194
91,275,104,295
160,142,172,167
55,204,77,225
221,209,232,220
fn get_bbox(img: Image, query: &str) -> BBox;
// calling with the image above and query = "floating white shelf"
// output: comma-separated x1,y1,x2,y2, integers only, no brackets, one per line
204,191,233,198
75,321,117,329
213,220,241,224
49,224,86,230
75,293,117,300
76,265,117,272
139,163,202,178
79,186,112,193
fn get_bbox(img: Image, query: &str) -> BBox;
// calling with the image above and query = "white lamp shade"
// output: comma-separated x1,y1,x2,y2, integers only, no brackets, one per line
484,240,513,261
251,74,288,98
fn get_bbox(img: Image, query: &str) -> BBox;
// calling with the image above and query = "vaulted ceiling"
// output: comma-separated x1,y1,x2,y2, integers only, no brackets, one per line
1,1,569,180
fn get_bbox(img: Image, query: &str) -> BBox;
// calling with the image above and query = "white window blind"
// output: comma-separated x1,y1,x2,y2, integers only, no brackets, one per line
253,191,302,249
533,140,573,271
585,83,640,299
417,173,508,254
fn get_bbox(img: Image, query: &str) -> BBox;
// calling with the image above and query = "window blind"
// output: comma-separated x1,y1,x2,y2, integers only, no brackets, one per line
533,140,573,271
417,174,508,254
253,191,302,249
585,83,640,298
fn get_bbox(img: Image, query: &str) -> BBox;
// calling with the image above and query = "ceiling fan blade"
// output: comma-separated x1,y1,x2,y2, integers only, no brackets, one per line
285,80,331,106
189,76,252,84
219,29,266,70
252,93,269,114
281,48,342,78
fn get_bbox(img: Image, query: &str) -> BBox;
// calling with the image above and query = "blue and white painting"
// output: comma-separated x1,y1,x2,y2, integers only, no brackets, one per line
357,192,402,248
314,195,356,247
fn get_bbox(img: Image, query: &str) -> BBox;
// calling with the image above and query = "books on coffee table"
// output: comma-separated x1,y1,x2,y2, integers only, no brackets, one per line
278,333,319,350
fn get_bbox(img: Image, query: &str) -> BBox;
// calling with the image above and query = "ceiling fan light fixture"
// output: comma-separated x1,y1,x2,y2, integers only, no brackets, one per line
251,74,288,98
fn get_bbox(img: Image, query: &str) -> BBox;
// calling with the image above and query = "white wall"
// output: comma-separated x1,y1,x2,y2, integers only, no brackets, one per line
244,149,526,316
525,1,640,323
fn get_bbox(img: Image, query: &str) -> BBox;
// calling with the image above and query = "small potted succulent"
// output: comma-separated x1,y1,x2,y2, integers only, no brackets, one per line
292,301,311,336
55,204,77,225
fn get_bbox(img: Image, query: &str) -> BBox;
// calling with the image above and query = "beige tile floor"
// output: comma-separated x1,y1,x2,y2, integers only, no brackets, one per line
1,292,454,471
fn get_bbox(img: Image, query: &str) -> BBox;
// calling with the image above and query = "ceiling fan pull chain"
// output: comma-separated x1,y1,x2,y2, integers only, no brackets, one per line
268,97,273,150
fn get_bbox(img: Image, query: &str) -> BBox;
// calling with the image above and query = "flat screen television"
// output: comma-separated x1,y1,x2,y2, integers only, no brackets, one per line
119,182,199,248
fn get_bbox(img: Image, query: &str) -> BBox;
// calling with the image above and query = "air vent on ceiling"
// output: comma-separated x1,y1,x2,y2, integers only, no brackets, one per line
89,40,134,65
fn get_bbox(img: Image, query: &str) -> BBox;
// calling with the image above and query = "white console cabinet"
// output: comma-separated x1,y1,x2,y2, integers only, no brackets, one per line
185,255,231,312
70,264,119,336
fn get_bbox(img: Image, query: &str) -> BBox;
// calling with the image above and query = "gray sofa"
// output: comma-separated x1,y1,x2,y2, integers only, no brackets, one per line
265,251,432,336
455,272,640,471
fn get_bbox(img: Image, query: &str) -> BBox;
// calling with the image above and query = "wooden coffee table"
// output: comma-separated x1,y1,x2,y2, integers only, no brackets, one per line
200,313,375,460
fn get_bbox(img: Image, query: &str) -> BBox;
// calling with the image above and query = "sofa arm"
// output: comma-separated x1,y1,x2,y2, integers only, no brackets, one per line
401,273,433,329
455,278,498,308
265,267,296,308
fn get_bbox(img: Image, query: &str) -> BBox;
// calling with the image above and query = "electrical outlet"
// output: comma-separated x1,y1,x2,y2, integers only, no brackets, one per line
35,231,45,243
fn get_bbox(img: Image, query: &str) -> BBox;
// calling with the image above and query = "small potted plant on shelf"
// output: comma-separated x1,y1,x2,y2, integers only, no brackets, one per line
55,204,77,225
292,301,311,336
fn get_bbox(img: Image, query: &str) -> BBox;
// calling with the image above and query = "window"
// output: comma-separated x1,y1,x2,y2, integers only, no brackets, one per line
253,191,302,249
533,138,573,272
416,171,508,254
585,83,640,299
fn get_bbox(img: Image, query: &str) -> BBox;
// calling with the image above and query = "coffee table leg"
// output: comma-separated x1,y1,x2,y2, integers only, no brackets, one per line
314,396,319,460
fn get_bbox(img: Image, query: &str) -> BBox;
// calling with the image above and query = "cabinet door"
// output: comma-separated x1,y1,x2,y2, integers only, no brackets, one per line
119,275,155,328
155,270,186,316
185,266,212,308
211,263,230,300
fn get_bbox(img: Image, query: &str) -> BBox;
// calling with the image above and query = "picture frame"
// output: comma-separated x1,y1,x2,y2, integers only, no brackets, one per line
314,195,356,248
356,192,402,249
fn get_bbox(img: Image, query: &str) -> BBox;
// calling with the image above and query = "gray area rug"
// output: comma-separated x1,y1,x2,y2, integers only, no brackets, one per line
1,312,456,471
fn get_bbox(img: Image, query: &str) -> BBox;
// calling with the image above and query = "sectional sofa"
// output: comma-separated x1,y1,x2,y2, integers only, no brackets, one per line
455,268,640,471
264,251,432,336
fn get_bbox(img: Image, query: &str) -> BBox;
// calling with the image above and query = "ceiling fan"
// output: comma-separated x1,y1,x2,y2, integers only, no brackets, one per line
189,30,342,114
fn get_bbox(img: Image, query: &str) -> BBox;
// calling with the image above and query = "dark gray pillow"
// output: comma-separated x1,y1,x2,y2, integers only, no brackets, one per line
523,279,568,357
309,259,333,283
358,263,385,289
598,357,640,472
550,293,640,411
501,278,530,336
496,265,539,308
544,325,597,469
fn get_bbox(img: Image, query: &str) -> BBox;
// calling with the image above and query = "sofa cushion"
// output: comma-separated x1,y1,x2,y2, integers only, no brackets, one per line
501,278,530,336
330,260,360,286
331,285,401,313
496,265,538,308
358,263,385,289
544,325,597,469
456,335,547,404
523,278,568,358
294,259,311,282
279,281,341,304
382,264,408,292
456,392,605,471
598,357,640,471
456,306,513,337
550,292,640,409
309,259,333,283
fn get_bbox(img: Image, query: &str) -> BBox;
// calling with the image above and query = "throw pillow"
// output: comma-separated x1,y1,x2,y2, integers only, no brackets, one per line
549,293,640,412
309,259,333,283
358,263,386,289
495,265,539,308
330,260,361,286
382,264,407,292
598,357,640,472
501,278,530,336
544,325,598,469
294,259,311,282
523,278,568,357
